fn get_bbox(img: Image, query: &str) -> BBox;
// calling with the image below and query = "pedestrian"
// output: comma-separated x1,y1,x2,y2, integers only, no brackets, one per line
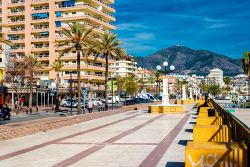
88,99,93,113
14,97,18,109
20,96,24,109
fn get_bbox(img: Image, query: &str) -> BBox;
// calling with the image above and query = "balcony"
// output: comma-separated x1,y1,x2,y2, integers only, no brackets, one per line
8,53,25,59
9,37,25,43
56,23,104,34
62,63,106,71
9,47,25,53
91,0,115,13
8,27,25,34
31,6,49,13
37,55,49,61
56,3,115,21
31,17,49,23
31,0,48,5
56,13,115,30
59,54,107,63
31,25,49,33
61,74,105,81
8,10,25,16
31,36,49,42
8,19,25,25
85,14,115,29
32,45,49,52
8,0,25,7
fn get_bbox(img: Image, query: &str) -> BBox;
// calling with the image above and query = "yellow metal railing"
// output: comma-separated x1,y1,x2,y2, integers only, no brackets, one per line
210,99,250,166
185,98,249,167
210,99,250,144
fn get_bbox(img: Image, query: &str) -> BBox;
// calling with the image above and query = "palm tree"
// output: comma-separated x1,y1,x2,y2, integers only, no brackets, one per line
23,55,42,113
0,24,12,51
56,22,97,114
51,58,64,112
223,76,231,94
198,80,208,94
151,70,162,96
242,51,250,77
97,31,127,110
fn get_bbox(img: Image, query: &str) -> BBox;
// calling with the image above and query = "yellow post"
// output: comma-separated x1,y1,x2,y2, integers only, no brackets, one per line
193,125,231,142
185,142,247,167
196,116,223,125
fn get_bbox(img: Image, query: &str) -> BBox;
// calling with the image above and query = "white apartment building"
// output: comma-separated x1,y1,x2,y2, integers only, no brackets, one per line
207,68,224,86
111,56,137,77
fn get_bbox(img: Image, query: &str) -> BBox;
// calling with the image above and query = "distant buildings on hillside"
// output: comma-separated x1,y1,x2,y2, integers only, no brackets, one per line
207,68,224,86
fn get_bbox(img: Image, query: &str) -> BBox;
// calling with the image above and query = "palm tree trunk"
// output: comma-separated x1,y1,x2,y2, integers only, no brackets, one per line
77,50,82,114
104,55,108,111
29,76,33,114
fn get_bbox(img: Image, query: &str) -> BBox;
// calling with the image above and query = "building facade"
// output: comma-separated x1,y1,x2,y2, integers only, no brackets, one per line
111,56,137,77
0,0,115,91
207,68,224,86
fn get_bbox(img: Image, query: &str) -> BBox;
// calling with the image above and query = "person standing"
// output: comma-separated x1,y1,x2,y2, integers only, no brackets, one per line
88,99,93,113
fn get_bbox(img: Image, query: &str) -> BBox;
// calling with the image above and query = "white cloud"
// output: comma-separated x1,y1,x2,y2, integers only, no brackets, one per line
135,32,155,40
208,23,229,29
116,23,146,31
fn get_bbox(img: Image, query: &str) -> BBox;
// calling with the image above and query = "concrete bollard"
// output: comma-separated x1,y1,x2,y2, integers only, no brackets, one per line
196,116,224,125
185,141,247,167
193,125,231,142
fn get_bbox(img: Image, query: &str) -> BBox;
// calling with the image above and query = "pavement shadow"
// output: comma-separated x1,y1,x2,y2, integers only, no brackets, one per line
189,121,196,125
178,140,191,146
192,117,197,119
185,129,193,133
165,162,185,167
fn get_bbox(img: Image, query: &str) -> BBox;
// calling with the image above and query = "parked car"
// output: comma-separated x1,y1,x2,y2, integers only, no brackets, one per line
107,96,120,104
135,98,152,103
61,99,76,107
72,99,88,108
92,99,103,106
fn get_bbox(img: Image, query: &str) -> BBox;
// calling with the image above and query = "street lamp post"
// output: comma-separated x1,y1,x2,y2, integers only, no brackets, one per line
69,72,73,114
156,61,175,105
111,77,114,109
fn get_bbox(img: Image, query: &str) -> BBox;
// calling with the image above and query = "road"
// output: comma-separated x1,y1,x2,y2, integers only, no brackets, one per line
0,102,123,125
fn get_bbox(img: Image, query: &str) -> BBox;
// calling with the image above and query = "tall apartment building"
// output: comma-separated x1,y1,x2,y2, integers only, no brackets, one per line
207,68,224,86
0,0,115,92
111,56,137,77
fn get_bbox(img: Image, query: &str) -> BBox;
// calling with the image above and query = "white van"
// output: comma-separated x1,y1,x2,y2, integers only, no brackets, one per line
107,96,120,104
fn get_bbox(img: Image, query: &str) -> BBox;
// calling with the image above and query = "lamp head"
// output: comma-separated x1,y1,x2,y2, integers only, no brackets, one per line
156,65,161,71
163,61,168,67
170,65,175,71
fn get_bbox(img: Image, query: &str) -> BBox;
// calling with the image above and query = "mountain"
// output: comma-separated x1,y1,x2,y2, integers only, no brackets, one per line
135,46,243,75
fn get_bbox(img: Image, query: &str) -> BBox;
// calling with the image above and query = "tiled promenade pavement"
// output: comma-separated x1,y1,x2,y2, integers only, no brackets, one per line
232,109,250,128
0,104,195,167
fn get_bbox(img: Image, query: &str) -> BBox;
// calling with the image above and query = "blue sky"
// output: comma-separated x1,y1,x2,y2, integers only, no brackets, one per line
113,0,250,58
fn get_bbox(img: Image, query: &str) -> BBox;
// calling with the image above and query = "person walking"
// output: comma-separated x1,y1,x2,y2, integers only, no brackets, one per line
20,97,24,110
14,97,19,109
88,99,93,113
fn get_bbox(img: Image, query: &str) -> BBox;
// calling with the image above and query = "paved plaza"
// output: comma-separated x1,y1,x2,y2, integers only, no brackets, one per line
0,104,195,167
